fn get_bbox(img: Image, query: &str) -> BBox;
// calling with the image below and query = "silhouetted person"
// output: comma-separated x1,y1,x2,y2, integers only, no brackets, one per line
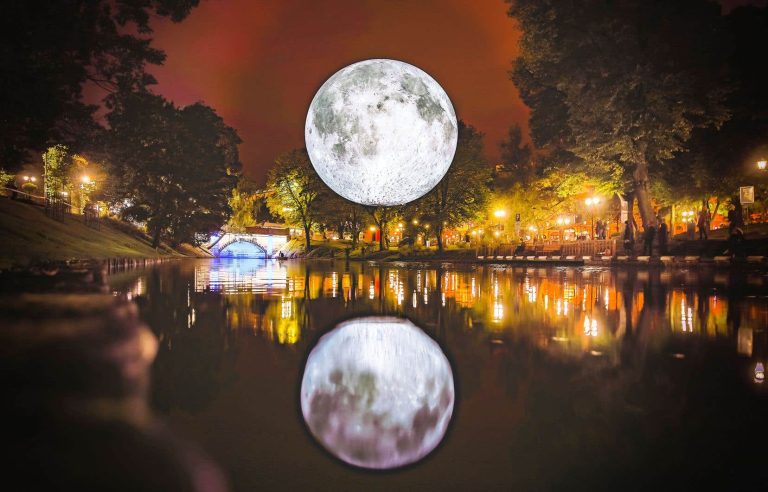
643,224,656,256
514,240,525,255
623,220,634,254
697,208,710,240
658,218,669,255
728,227,745,258
9,180,18,200
728,202,744,234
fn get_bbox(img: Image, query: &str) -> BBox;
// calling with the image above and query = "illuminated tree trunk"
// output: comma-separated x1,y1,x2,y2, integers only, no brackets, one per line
633,159,656,228
436,224,444,251
303,223,311,252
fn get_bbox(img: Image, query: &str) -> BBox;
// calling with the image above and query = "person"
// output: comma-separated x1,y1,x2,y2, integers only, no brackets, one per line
514,240,525,255
697,208,710,240
687,219,696,240
623,220,634,254
643,223,656,256
728,227,745,258
658,217,669,255
278,251,286,260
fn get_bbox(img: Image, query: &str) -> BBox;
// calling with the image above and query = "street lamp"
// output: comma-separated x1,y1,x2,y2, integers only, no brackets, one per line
585,197,601,239
758,159,767,171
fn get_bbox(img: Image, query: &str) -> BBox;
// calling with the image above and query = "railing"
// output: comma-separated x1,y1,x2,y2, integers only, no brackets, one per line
560,239,616,257
2,186,100,229
478,239,617,258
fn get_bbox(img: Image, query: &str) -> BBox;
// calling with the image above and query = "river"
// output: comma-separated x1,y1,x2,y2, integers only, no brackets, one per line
109,258,768,491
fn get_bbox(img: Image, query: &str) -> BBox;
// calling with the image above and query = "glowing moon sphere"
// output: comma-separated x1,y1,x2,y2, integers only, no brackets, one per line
305,59,458,206
300,317,455,469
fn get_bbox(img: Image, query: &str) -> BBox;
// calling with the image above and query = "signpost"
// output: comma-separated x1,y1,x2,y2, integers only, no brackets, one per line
740,186,754,205
740,186,754,224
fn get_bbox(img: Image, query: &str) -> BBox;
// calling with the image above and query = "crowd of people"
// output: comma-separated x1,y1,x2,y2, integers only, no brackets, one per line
620,204,748,257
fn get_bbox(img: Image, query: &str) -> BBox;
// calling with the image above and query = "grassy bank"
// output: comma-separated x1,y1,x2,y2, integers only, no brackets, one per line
0,197,197,269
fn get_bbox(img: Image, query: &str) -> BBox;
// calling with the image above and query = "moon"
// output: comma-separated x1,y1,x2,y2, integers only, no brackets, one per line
300,317,455,469
305,59,458,206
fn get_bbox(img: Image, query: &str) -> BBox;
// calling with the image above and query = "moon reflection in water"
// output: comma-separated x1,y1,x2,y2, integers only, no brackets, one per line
300,317,455,469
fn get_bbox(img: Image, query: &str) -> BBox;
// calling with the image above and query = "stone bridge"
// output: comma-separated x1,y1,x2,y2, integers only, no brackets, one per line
207,225,290,258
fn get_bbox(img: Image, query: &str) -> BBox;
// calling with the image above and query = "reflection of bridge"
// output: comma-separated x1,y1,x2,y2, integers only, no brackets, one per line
207,225,290,258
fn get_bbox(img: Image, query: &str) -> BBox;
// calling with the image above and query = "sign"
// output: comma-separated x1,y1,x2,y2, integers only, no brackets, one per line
619,197,629,223
740,186,755,205
515,213,521,222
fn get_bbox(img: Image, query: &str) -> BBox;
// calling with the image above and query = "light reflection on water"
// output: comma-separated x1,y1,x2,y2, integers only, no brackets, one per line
118,258,768,367
112,258,768,490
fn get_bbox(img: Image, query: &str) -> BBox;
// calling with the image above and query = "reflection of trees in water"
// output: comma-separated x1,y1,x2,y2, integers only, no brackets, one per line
138,265,233,413
493,332,768,490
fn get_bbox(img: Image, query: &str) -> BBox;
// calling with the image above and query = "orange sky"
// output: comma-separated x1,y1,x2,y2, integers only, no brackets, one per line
148,0,528,183
147,0,765,183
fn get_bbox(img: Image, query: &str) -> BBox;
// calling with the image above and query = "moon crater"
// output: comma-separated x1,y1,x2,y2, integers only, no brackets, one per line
305,59,458,206
300,317,455,469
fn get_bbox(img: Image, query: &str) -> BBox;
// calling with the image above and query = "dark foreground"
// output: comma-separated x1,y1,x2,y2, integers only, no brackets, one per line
3,258,768,491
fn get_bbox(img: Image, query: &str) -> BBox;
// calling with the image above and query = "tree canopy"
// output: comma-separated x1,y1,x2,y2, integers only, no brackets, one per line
105,91,240,246
266,149,325,251
413,121,491,250
509,0,732,227
0,0,199,170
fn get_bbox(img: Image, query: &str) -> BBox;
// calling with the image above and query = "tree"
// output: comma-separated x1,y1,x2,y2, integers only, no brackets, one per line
509,0,731,228
227,177,265,232
413,121,491,250
1,0,200,170
365,206,401,251
265,149,324,252
41,144,74,201
106,91,240,247
499,124,533,181
314,192,367,247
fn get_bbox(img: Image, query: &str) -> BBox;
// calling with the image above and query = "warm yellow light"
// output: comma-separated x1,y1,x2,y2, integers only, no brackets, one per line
369,226,377,232
398,223,404,228
22,175,29,181
758,159,767,170
494,230,500,237
556,218,564,225
528,225,537,232
412,219,419,225
30,177,36,182
494,209,506,218
282,206,293,212
81,175,91,184
471,230,477,236
425,224,430,229
564,218,570,225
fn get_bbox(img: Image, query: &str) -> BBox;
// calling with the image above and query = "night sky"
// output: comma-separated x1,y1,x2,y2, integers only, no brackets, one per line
146,0,766,183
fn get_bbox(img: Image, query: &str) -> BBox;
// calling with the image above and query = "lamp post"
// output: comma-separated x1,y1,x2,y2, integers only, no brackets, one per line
758,159,767,171
493,209,506,241
585,197,600,239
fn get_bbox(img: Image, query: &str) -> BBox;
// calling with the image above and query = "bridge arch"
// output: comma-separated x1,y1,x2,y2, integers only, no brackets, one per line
208,231,288,259
218,240,267,258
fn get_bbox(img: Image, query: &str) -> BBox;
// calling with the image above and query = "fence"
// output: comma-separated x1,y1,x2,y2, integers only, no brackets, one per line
2,186,100,229
478,239,617,258
560,239,616,257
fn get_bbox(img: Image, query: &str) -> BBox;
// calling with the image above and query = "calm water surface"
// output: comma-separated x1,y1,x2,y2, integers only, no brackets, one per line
110,259,768,491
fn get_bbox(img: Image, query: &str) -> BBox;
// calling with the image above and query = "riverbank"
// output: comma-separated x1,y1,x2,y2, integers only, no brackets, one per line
0,197,206,270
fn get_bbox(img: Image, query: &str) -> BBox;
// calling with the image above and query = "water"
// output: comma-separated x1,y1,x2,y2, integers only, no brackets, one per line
111,258,768,491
